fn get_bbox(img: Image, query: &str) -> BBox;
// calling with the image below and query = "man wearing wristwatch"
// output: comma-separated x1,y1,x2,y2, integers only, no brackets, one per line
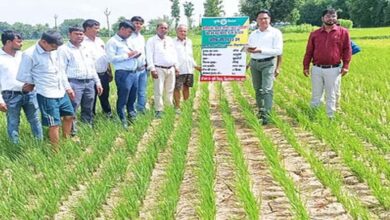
146,22,179,119
303,8,352,119
0,30,43,144
247,9,283,125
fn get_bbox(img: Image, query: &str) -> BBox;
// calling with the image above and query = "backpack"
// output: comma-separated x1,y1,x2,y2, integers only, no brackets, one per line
351,40,361,55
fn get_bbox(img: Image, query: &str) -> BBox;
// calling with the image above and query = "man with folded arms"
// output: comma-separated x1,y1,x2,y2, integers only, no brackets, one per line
146,22,179,118
303,8,352,119
83,19,113,118
0,30,43,144
58,26,103,135
247,10,283,125
106,20,140,128
17,30,75,146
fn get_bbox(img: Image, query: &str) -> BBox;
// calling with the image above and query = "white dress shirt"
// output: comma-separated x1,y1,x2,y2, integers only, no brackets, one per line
174,37,197,75
105,34,138,71
17,43,71,98
0,49,25,103
129,32,146,70
248,26,283,59
58,42,100,86
83,36,109,73
146,35,178,71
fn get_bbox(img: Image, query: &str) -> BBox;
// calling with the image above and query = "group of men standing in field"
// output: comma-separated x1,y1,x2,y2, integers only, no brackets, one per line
0,16,200,146
0,7,352,148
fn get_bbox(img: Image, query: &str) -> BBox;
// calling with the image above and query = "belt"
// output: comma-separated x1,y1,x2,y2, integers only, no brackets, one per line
313,63,340,69
251,57,275,62
117,70,137,73
97,71,108,75
68,78,94,83
1,90,28,95
155,65,173,69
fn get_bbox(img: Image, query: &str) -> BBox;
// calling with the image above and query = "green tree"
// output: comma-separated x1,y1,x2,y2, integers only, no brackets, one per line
0,22,12,34
298,0,328,26
204,0,224,17
348,0,390,27
171,0,181,28
31,24,50,39
59,18,84,36
111,16,127,33
183,1,195,28
12,22,34,39
240,0,302,24
146,15,174,34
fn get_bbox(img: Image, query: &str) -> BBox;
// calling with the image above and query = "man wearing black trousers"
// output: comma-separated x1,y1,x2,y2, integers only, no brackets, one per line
83,19,113,118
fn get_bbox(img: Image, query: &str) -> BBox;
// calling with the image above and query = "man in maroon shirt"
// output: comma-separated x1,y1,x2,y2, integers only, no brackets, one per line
303,8,352,118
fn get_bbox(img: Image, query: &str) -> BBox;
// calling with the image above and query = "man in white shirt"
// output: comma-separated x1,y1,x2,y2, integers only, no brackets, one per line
248,10,283,125
83,19,113,118
17,30,75,146
129,16,148,114
106,20,140,128
58,26,103,135
0,30,43,144
146,22,179,118
173,24,201,114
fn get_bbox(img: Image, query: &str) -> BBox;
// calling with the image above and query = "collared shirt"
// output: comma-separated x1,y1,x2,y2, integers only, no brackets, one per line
58,42,100,86
129,32,146,70
174,37,197,75
0,49,25,103
303,25,352,70
17,43,71,98
248,26,283,59
105,34,137,71
146,35,178,71
83,36,109,73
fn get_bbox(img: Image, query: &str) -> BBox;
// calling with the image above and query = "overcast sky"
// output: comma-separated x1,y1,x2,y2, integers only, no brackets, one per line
2,0,241,27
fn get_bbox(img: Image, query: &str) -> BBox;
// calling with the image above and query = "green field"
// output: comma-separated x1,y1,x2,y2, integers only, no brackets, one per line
0,28,389,219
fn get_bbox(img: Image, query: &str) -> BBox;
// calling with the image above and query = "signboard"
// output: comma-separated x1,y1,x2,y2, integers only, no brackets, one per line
201,16,249,81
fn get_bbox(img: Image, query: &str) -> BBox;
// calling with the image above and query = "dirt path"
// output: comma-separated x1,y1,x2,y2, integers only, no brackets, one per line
223,82,293,219
272,86,390,219
175,84,202,219
209,82,247,219
138,116,184,219
96,118,162,219
53,133,126,220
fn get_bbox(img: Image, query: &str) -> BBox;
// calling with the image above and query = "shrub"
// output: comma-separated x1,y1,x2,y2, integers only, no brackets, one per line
338,19,353,29
279,24,317,33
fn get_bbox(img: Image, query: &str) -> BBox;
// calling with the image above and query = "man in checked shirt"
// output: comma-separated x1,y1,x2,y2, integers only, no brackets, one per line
58,26,103,136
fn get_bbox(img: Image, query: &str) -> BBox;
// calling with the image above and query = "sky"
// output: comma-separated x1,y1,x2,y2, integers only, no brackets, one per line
2,0,241,28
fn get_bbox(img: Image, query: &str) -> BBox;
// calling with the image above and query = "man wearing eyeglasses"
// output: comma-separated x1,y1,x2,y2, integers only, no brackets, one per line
146,22,179,119
247,10,283,125
303,8,352,119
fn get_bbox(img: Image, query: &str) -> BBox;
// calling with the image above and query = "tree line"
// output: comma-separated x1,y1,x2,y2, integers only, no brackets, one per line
1,0,389,39
216,0,390,27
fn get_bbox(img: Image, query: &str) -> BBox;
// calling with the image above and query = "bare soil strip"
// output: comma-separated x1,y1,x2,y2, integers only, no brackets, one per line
137,117,181,219
272,87,390,219
175,85,202,219
208,82,247,219
96,118,162,219
223,82,293,219
53,134,126,220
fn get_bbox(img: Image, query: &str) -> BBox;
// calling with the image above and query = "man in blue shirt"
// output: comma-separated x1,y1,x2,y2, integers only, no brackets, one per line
106,20,141,128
